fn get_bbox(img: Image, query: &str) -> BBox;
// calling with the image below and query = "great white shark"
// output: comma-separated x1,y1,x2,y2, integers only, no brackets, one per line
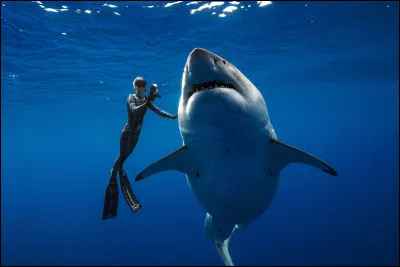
135,48,338,266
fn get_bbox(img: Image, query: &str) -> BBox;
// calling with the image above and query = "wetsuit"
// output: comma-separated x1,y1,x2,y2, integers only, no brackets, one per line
103,93,177,219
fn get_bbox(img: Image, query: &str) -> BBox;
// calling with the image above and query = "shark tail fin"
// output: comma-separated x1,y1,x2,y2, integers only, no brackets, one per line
205,214,236,266
216,238,234,266
270,139,338,176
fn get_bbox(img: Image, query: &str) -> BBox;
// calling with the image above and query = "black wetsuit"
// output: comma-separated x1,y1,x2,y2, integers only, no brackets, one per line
103,93,176,219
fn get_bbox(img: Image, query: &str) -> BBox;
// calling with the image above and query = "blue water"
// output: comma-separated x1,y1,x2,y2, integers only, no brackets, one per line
1,1,398,266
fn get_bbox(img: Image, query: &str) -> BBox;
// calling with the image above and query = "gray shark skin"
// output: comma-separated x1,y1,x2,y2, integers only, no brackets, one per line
135,48,337,266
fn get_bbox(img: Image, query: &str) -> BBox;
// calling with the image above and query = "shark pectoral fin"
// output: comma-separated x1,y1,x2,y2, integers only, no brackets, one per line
135,145,190,181
216,238,234,266
270,139,338,176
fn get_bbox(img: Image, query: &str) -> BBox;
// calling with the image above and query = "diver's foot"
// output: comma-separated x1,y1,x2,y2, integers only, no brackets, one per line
102,172,119,220
119,169,142,213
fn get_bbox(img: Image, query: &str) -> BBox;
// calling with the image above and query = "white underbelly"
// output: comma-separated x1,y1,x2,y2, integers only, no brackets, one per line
186,144,279,224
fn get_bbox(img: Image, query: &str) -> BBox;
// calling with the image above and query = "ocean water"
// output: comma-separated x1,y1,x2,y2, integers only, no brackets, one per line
1,1,399,266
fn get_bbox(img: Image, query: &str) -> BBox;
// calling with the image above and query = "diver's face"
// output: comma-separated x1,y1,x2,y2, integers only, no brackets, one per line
135,85,146,97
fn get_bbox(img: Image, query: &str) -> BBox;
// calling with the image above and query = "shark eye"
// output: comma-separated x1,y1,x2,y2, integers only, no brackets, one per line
223,60,227,65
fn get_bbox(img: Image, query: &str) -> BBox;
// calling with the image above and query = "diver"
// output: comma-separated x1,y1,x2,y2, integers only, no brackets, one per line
102,76,177,220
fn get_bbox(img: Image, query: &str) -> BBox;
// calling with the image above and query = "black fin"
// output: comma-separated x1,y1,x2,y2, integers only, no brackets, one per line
102,175,119,220
119,169,142,213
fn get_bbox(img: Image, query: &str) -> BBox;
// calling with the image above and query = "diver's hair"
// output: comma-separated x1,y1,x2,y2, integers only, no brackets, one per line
133,76,147,88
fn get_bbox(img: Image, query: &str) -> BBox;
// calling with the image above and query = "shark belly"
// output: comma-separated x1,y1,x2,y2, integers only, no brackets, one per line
185,135,279,225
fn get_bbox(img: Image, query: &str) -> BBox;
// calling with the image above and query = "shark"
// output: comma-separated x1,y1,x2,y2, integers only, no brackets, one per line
135,48,338,266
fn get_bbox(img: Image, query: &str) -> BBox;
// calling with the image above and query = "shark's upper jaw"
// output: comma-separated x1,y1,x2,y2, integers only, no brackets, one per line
179,48,269,134
183,48,241,101
188,80,236,99
176,48,271,144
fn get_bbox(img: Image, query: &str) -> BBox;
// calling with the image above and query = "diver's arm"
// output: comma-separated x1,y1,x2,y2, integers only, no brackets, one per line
127,94,147,113
146,101,178,119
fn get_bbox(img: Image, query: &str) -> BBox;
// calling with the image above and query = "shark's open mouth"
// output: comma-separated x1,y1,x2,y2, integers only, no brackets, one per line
188,80,236,99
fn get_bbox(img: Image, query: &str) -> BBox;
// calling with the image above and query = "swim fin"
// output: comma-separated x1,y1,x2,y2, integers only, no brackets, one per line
102,174,119,220
119,168,142,213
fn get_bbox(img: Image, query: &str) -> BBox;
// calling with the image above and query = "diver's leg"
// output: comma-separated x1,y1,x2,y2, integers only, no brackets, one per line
112,129,131,174
119,134,142,213
102,130,130,220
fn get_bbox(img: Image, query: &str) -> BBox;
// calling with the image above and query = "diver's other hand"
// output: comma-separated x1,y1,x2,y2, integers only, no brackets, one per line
172,114,178,119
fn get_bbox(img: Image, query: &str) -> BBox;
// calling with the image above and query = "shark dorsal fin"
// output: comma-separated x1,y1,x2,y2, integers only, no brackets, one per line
270,138,338,176
135,145,191,181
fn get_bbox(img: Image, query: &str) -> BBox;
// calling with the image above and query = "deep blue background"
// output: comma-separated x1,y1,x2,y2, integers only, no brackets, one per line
1,1,398,266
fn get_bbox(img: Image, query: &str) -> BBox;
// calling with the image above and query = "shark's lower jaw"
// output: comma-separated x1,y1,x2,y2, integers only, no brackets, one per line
188,80,235,99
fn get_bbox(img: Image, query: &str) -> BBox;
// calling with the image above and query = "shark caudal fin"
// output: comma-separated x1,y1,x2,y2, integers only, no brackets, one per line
216,238,234,266
205,213,237,266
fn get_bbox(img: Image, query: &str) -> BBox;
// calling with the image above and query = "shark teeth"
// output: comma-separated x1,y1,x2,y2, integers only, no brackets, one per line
188,80,235,99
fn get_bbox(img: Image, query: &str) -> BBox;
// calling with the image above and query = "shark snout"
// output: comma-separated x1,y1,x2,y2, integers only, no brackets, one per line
189,48,212,60
186,48,219,73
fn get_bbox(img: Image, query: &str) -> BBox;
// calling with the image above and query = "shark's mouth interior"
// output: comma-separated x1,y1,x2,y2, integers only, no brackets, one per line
188,80,236,99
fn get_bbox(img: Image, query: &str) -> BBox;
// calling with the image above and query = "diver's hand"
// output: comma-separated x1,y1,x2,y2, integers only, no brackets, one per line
150,83,157,94
172,114,178,119
146,93,157,102
149,83,161,99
